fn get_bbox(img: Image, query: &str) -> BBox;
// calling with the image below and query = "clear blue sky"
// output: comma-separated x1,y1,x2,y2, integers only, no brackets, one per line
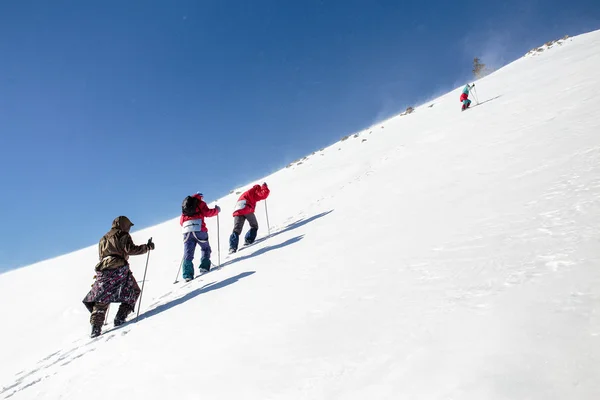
1,0,599,272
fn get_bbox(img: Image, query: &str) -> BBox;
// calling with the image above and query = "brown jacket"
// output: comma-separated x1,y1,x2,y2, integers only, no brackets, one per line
94,216,149,271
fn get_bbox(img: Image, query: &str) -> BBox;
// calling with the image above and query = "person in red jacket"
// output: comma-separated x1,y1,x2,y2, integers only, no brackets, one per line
229,183,270,253
180,192,220,281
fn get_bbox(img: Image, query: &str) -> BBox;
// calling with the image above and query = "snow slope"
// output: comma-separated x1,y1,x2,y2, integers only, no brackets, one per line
1,29,600,400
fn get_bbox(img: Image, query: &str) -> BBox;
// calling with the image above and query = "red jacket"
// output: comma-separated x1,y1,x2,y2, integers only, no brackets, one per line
233,184,270,217
460,93,469,102
180,194,219,232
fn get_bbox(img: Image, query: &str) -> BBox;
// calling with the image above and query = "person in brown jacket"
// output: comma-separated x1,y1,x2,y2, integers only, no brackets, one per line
82,216,155,338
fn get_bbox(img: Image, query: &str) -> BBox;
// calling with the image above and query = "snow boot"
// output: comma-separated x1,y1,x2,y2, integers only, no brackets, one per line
199,258,211,273
182,260,195,281
229,232,240,253
114,304,133,327
245,228,258,245
91,325,102,338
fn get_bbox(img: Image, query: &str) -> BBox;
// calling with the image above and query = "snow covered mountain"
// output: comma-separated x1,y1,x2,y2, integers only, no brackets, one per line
1,29,600,400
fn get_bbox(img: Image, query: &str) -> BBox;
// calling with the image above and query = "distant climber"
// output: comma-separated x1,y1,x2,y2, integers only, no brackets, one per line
229,183,270,254
180,192,220,281
460,83,474,111
83,216,154,338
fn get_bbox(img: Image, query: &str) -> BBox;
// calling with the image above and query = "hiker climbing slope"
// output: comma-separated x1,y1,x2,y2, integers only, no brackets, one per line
83,216,154,338
229,183,270,254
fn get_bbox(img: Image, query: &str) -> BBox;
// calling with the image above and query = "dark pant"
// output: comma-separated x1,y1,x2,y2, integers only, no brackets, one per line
183,231,211,262
91,302,136,328
229,213,259,250
182,231,211,279
85,265,141,328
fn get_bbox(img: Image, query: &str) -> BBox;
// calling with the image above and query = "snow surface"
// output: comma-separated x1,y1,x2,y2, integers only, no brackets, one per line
1,29,600,400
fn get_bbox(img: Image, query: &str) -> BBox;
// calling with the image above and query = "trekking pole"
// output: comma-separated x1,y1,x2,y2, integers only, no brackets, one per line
472,85,480,104
173,257,183,284
136,238,152,323
103,304,111,326
217,213,221,267
265,199,271,236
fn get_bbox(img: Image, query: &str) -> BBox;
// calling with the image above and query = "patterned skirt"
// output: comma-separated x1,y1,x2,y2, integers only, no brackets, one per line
82,265,140,312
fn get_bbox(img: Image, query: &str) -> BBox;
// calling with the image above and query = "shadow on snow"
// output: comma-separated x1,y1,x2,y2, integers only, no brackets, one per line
135,210,333,322
267,209,333,239
237,209,333,250
473,95,502,108
219,235,304,269
137,271,256,322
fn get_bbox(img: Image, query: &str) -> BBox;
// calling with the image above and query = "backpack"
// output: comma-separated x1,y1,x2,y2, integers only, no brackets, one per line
182,196,200,216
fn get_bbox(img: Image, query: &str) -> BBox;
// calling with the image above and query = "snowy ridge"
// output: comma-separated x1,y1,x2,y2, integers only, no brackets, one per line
1,30,600,399
525,35,573,57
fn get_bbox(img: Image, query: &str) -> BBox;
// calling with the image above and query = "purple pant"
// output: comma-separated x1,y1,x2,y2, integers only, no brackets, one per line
183,231,211,262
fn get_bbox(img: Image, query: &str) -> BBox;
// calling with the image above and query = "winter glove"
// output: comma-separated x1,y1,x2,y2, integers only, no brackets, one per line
147,238,155,251
263,182,268,188
215,205,221,213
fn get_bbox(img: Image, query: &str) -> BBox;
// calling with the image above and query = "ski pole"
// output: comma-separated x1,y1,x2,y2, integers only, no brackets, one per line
136,238,152,323
217,213,221,267
265,199,271,236
103,304,111,326
472,85,480,104
173,257,183,284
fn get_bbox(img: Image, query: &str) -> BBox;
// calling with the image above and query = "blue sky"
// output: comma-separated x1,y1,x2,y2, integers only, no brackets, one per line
0,0,599,272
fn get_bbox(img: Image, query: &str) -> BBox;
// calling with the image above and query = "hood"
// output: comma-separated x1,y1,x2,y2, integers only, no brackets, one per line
112,216,134,233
